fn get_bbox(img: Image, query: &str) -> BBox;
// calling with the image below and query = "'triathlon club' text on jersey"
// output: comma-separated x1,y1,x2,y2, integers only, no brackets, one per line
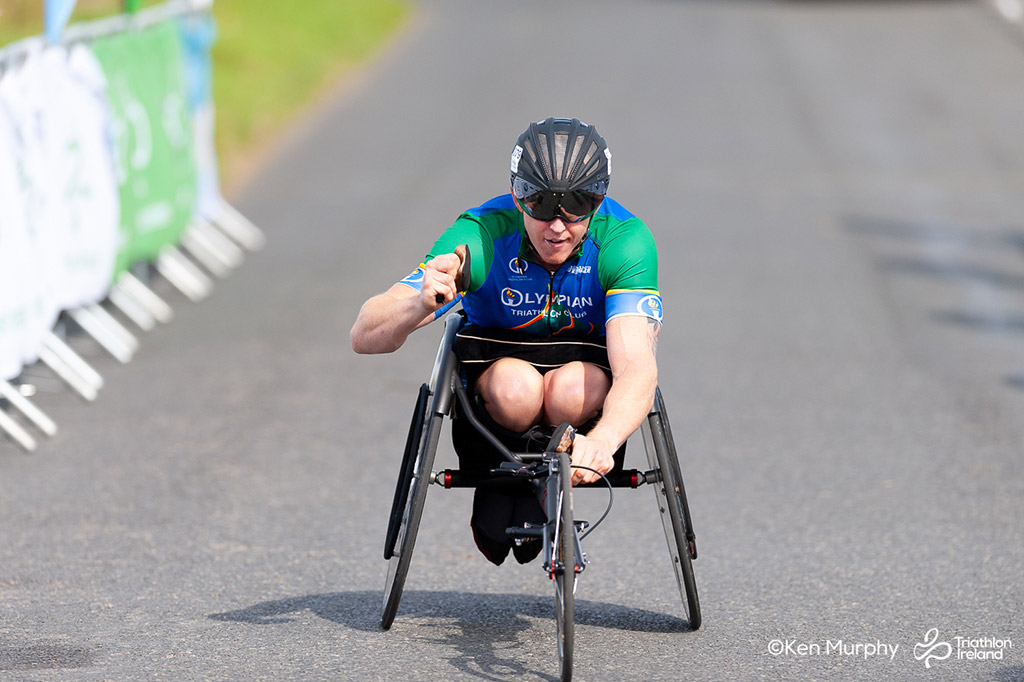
398,194,662,337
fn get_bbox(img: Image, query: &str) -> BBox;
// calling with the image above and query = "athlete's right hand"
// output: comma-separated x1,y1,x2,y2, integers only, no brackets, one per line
420,252,462,312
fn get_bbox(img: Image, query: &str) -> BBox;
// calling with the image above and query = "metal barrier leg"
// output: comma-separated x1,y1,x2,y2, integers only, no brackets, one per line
210,199,266,251
38,345,99,402
194,217,245,267
0,380,57,437
115,271,174,324
156,245,213,302
66,305,138,364
0,403,37,452
181,221,235,279
108,283,157,331
42,332,104,392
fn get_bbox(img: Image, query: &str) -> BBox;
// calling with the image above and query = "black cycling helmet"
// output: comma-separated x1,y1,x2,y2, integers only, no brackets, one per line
510,117,611,198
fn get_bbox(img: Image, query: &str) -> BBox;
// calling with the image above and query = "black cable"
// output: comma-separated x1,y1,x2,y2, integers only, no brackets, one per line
569,465,613,540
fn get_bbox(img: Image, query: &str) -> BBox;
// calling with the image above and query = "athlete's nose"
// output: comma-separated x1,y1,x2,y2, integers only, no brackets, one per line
546,217,568,234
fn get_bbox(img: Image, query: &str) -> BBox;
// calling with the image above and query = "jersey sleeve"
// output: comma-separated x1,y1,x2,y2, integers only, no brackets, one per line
396,196,517,295
598,217,663,324
395,215,489,294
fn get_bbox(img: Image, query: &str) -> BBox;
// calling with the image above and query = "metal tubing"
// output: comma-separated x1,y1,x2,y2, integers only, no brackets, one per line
38,345,99,402
67,306,137,364
0,406,37,452
156,245,212,301
0,380,57,437
108,284,157,331
211,199,265,251
42,332,104,391
115,271,174,323
181,223,233,278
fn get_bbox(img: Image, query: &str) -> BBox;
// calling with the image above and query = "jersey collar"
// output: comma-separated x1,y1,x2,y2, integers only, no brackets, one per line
517,225,589,272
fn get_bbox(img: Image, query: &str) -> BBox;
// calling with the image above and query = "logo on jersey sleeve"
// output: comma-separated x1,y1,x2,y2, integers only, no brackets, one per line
606,290,663,323
637,294,663,322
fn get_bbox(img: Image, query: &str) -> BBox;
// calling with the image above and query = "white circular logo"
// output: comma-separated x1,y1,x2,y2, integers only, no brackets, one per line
637,295,663,321
509,257,528,274
501,288,523,307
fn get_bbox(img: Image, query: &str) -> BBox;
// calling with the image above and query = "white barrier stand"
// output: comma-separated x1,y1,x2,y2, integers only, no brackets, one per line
84,303,139,356
181,221,235,279
156,245,213,302
211,199,266,252
67,305,138,364
0,379,57,437
115,271,174,324
38,344,99,402
0,404,37,452
195,216,245,267
43,331,104,392
108,283,158,331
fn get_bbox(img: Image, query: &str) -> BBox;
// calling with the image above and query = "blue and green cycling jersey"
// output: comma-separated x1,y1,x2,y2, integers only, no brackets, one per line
398,194,661,337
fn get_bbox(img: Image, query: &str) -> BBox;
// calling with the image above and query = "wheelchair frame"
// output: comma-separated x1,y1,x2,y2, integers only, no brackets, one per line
380,312,700,681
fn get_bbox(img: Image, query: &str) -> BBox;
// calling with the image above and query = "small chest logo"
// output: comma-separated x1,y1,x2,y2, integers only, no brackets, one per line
509,257,528,275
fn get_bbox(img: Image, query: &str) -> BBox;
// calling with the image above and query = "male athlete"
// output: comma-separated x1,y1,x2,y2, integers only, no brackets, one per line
351,117,662,565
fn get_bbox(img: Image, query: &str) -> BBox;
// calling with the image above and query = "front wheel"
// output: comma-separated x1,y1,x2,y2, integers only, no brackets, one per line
553,450,576,682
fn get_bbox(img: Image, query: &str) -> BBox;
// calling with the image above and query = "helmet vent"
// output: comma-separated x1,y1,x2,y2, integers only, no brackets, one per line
510,117,611,194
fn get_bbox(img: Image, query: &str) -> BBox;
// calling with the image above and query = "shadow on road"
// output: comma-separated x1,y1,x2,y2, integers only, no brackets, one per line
211,590,693,681
209,589,691,634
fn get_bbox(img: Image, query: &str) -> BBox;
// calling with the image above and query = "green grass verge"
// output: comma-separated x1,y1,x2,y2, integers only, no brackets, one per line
211,0,408,186
0,0,410,188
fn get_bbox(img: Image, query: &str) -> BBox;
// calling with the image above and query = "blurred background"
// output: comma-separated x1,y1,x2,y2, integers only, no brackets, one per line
1,1,1022,680
0,0,409,190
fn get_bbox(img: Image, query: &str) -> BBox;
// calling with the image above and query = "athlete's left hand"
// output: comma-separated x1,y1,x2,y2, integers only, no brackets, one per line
568,433,616,486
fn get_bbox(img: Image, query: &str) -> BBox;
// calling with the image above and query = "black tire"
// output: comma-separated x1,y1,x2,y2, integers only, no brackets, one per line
554,451,576,682
385,384,429,561
644,407,701,630
656,390,698,561
381,409,444,630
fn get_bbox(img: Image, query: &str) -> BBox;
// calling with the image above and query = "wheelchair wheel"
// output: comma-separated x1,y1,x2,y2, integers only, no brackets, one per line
553,450,576,682
381,399,444,630
385,384,429,561
642,393,701,630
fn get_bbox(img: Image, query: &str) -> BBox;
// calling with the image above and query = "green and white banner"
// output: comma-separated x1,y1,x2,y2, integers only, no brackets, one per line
92,19,197,274
0,43,121,372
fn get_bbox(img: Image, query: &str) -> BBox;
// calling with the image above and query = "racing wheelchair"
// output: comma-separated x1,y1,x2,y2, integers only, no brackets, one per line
381,312,700,682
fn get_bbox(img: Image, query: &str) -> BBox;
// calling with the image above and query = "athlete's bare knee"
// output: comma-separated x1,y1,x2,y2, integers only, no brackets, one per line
543,362,610,426
477,358,544,432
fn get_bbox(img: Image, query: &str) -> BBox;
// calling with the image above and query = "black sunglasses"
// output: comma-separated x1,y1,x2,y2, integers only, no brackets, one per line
517,189,604,223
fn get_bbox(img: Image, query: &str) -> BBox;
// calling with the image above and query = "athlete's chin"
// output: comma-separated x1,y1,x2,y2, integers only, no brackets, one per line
540,241,572,259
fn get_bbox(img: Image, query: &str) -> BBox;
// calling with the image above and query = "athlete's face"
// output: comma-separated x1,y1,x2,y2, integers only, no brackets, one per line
521,212,590,271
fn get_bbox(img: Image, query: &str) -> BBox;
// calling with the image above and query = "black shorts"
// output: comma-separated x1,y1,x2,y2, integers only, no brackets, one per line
450,326,627,565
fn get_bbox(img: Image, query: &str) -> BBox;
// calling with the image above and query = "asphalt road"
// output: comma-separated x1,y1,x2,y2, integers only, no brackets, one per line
3,0,1024,680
